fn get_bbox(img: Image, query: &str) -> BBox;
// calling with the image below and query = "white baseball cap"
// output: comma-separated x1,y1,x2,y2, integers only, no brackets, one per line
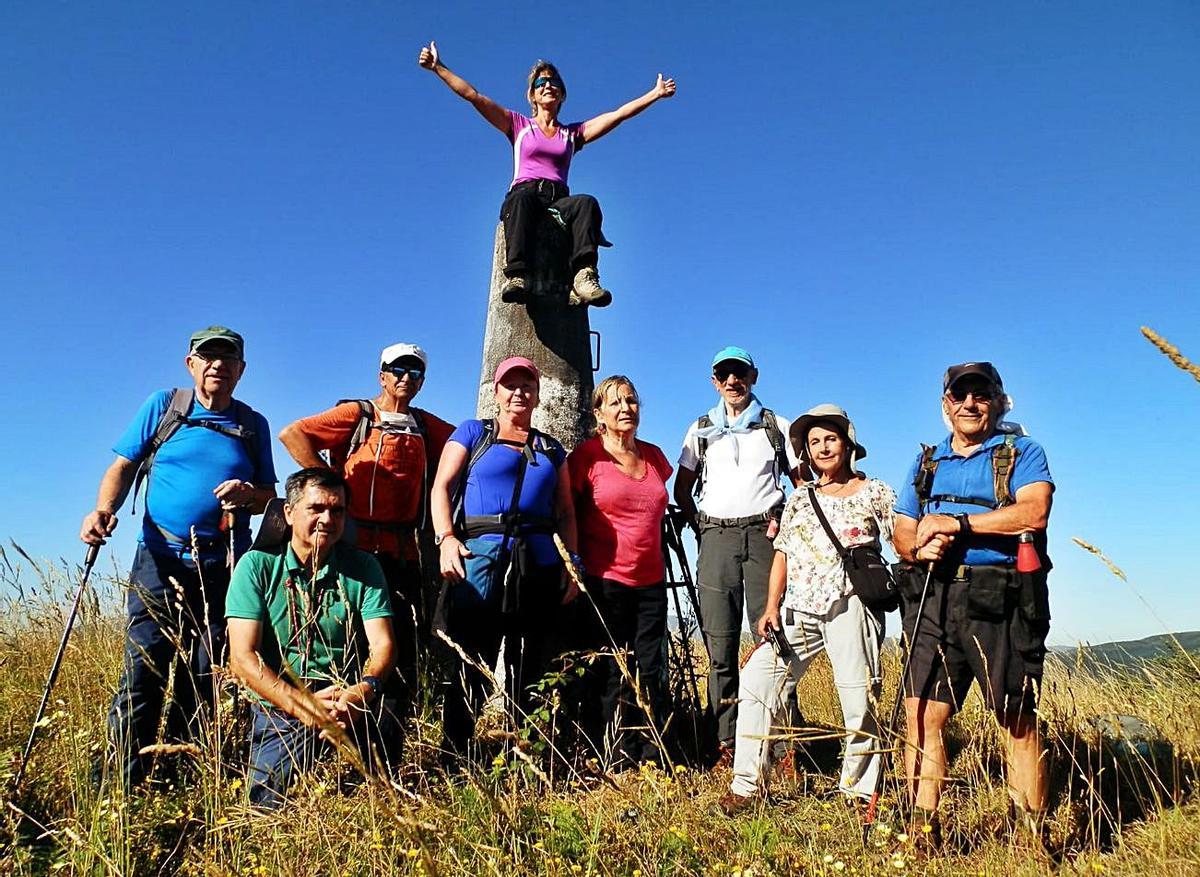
380,342,428,369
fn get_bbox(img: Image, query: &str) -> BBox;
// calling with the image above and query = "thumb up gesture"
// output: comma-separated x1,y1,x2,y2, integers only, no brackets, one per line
654,73,676,99
418,40,440,70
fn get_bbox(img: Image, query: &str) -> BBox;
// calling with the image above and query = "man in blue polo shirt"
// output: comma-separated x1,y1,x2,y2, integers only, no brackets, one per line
893,362,1054,851
81,325,277,787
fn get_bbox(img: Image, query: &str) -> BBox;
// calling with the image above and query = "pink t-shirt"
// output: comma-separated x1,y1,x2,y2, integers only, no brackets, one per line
508,110,585,188
568,436,673,587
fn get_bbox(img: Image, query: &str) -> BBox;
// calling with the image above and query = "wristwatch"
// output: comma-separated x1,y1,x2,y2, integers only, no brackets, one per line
434,529,455,546
954,513,972,535
360,675,381,700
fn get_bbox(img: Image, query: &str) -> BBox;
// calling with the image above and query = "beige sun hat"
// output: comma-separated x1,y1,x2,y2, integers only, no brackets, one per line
788,403,867,475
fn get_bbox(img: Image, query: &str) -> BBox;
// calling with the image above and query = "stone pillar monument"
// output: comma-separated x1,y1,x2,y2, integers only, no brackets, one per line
476,221,595,450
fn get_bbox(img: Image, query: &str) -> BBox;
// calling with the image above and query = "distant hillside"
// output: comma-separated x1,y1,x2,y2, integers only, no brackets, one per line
1051,631,1200,667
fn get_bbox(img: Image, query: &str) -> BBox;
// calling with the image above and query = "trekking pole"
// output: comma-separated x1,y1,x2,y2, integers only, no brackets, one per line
664,507,703,621
862,562,934,842
661,518,703,711
14,542,101,790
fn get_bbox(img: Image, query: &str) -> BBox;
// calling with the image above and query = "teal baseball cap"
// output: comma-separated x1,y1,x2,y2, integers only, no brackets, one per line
711,346,755,369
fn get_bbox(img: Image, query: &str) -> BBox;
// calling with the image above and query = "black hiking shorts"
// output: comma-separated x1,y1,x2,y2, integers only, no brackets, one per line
897,563,1049,718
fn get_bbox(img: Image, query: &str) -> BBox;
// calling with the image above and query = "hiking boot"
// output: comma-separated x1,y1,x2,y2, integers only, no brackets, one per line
717,790,755,817
500,274,528,303
712,740,734,771
571,266,612,307
771,748,802,784
907,808,943,860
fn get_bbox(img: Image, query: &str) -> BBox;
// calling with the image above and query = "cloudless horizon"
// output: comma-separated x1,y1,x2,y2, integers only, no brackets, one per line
3,2,1198,645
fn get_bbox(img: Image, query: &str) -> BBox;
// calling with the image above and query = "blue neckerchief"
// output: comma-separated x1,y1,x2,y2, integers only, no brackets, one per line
694,395,764,465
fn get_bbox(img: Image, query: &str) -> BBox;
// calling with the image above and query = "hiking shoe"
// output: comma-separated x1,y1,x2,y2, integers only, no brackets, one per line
907,809,943,860
717,790,755,817
500,274,528,303
771,748,802,784
712,740,735,771
571,266,612,307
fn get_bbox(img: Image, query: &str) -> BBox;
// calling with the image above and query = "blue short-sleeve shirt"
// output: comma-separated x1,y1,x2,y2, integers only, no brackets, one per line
114,389,278,557
894,432,1053,566
450,419,566,566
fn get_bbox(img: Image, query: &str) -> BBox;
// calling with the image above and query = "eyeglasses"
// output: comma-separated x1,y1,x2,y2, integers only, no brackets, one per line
191,348,242,364
532,76,564,91
714,365,750,382
385,366,425,382
946,386,996,404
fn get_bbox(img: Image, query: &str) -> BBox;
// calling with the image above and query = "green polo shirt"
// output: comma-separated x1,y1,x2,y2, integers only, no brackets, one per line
226,542,392,691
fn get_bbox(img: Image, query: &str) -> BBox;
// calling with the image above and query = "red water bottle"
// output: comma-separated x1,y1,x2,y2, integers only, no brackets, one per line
1016,532,1041,573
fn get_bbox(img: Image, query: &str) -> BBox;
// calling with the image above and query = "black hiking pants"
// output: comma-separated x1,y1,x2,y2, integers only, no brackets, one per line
500,179,611,277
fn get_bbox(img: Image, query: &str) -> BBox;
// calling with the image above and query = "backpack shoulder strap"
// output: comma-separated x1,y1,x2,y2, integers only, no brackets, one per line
692,414,712,496
335,399,375,458
991,434,1020,507
452,419,497,528
131,388,193,513
760,408,791,479
229,399,262,479
913,443,939,515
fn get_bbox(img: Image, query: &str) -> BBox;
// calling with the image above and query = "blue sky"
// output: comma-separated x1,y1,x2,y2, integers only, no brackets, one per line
3,2,1197,645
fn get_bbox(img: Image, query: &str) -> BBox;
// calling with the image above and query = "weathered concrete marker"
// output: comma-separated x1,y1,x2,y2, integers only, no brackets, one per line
476,220,595,450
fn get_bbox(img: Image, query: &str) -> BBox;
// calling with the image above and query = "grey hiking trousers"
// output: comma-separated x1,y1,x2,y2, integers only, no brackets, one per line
696,517,775,743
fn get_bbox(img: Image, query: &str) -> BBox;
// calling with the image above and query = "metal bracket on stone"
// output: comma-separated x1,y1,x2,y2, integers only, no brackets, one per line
477,219,596,451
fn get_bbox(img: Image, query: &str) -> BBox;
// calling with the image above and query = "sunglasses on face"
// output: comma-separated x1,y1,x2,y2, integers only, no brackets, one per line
191,348,242,364
532,76,564,91
385,366,425,381
946,385,996,404
714,365,750,382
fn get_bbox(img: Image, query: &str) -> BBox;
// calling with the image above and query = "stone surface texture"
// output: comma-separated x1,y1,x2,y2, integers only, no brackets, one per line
477,220,595,451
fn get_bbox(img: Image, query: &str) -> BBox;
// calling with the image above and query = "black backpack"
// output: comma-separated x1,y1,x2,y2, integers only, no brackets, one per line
692,408,791,496
450,418,558,530
131,388,261,515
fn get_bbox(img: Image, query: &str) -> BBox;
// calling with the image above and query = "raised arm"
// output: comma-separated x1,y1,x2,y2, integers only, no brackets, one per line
581,73,676,145
417,41,511,137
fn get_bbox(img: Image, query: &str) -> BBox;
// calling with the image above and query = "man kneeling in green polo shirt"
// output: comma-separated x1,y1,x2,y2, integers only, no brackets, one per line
226,467,399,809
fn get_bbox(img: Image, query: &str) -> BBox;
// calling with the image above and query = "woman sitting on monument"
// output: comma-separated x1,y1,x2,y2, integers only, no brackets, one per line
418,41,676,308
429,356,580,762
568,375,673,769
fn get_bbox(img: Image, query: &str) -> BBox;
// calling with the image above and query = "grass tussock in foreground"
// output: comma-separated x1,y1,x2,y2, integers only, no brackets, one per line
1,552,1198,877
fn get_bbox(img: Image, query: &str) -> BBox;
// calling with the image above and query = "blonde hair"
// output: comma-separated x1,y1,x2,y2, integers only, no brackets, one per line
527,60,566,108
591,375,638,435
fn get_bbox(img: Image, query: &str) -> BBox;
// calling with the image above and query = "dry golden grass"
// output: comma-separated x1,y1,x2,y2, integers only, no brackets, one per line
1141,327,1200,386
1,550,1197,877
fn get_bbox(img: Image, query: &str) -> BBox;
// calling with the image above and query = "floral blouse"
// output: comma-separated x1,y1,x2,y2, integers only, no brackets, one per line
773,478,897,617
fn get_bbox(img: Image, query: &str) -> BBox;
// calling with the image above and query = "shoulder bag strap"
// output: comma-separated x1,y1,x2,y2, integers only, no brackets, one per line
499,435,533,549
805,486,848,560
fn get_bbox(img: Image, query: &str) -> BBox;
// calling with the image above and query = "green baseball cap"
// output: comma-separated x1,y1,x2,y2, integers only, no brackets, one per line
189,325,245,357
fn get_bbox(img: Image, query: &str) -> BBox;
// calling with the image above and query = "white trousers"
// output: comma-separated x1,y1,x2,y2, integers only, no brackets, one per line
729,594,884,799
